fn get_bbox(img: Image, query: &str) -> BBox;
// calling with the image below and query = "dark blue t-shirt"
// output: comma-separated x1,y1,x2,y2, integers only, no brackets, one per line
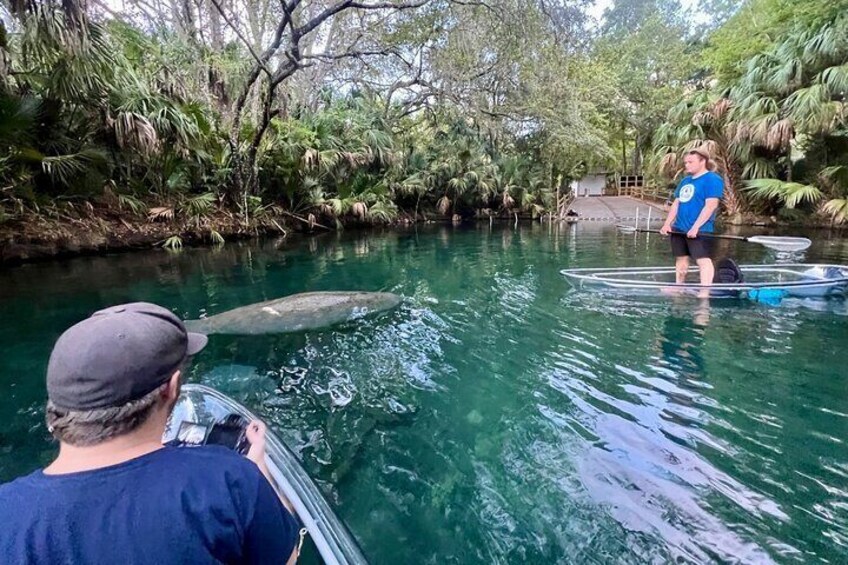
673,171,724,232
0,446,299,564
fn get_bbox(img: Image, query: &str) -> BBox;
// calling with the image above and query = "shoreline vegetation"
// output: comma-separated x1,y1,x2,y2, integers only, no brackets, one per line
2,202,843,266
1,0,847,265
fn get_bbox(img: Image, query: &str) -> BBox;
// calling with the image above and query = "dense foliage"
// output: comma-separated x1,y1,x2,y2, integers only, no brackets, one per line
651,0,848,223
0,0,845,234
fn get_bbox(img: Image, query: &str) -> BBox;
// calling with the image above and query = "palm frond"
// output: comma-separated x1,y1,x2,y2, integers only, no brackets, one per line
741,158,777,180
819,166,848,192
351,201,368,220
821,199,848,223
117,193,147,215
40,149,107,186
209,230,225,245
784,84,835,133
368,200,397,223
182,192,216,218
712,98,732,120
765,119,794,151
148,206,175,221
744,179,823,209
820,64,848,97
501,190,514,209
767,57,804,95
804,25,843,64
660,152,679,178
325,197,347,217
113,111,159,155
161,235,183,249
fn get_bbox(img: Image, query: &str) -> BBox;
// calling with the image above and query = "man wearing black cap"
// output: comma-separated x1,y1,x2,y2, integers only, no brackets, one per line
0,303,300,564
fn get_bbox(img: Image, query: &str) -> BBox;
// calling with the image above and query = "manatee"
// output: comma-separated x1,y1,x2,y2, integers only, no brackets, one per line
185,291,402,335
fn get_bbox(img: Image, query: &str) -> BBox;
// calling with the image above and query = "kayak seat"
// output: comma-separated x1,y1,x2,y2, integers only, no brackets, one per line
714,258,744,284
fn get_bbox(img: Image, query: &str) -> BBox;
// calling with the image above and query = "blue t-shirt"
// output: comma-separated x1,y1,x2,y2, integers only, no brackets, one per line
0,445,299,565
673,171,724,232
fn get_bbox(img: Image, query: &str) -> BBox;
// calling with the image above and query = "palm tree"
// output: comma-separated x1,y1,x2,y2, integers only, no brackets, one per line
739,18,848,221
650,15,848,223
651,92,747,218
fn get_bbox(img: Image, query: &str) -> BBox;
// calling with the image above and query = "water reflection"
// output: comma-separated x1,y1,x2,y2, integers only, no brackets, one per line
657,297,709,381
562,298,793,562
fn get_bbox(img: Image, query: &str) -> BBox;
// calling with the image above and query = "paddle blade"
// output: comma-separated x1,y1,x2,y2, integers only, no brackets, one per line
747,236,811,252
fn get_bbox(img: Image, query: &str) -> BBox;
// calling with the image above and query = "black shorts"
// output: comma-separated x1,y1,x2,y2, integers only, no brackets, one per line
670,233,713,260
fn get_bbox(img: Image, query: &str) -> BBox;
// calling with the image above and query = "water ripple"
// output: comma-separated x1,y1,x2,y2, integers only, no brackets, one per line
2,224,847,563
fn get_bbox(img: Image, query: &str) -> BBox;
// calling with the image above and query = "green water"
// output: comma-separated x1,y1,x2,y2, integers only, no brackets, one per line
2,224,848,563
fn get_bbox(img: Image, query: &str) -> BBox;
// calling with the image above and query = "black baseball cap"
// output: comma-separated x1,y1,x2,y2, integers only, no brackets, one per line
47,302,208,410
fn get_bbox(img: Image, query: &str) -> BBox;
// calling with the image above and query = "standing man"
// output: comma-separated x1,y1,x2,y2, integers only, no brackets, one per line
0,302,300,565
660,147,725,287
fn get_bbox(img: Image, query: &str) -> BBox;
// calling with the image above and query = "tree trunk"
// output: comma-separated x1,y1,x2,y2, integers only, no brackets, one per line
555,183,560,218
722,165,743,221
206,0,230,114
621,136,627,173
62,0,88,30
219,0,430,199
786,147,793,182
633,139,642,172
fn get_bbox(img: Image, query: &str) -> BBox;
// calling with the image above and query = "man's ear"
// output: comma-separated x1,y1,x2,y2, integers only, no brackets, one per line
164,370,181,401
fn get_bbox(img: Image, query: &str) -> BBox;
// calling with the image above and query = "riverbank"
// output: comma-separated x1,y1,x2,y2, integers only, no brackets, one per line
1,204,842,266
0,207,289,265
0,204,448,264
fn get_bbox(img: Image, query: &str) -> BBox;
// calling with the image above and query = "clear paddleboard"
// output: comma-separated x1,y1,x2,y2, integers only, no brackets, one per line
560,264,848,299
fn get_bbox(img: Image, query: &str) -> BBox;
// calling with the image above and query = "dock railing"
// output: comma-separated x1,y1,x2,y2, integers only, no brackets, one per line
615,174,669,205
552,188,575,218
635,183,670,204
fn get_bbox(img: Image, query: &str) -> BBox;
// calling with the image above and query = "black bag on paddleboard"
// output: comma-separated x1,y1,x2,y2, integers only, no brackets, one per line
714,258,744,284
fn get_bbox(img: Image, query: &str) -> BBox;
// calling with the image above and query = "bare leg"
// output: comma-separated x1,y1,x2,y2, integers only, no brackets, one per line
696,258,714,298
694,297,711,326
675,256,690,284
696,258,714,286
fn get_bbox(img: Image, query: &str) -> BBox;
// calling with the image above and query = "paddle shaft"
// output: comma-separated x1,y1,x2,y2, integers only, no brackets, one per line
629,227,748,242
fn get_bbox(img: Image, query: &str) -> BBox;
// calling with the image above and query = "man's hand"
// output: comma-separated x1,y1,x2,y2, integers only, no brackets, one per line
687,226,699,239
660,223,673,236
245,419,296,515
245,420,268,469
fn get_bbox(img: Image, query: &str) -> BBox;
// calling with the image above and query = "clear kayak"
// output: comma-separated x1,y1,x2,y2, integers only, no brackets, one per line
560,264,848,299
163,384,368,565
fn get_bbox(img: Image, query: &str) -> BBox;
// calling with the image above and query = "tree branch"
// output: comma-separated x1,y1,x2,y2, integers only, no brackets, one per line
301,47,400,61
296,0,429,39
230,3,297,137
206,0,272,76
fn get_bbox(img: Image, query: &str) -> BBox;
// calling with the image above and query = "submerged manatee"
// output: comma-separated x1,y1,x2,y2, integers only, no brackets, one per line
185,291,402,335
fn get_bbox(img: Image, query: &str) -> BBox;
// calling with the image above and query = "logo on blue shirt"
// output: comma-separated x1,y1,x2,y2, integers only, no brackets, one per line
678,184,695,203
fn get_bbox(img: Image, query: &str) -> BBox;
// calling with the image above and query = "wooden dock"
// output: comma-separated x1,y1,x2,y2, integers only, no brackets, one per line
567,196,666,223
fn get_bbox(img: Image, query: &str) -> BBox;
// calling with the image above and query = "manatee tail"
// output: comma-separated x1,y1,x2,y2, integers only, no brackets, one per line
184,318,210,334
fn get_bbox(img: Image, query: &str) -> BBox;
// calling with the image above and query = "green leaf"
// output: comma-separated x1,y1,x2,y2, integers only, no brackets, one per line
744,178,824,209
822,199,848,223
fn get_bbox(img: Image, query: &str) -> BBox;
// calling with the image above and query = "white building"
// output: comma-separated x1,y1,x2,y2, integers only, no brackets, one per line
571,172,609,197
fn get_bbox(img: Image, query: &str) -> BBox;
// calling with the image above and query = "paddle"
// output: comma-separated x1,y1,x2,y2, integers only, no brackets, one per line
615,225,812,252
